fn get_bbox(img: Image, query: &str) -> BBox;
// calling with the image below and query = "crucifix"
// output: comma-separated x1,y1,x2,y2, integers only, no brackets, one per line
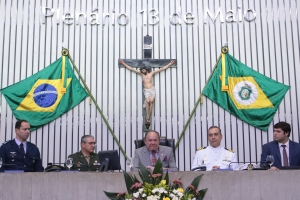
120,59,175,129
119,35,176,130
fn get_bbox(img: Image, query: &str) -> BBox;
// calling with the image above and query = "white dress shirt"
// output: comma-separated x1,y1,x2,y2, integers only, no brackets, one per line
15,138,27,153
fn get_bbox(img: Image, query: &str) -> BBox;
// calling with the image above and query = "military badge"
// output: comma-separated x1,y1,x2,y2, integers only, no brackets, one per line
247,163,254,170
224,147,235,153
10,152,16,157
76,162,82,167
197,146,207,151
223,156,230,162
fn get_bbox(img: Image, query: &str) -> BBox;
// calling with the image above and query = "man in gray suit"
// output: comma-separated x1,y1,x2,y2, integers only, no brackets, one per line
133,130,178,171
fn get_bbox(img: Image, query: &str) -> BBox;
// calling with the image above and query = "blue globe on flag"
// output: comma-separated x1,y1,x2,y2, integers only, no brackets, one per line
33,84,58,108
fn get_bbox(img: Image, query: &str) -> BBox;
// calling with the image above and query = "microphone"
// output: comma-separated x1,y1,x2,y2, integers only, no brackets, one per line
259,161,271,170
99,158,109,172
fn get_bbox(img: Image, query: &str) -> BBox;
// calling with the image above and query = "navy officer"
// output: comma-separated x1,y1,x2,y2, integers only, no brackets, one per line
191,126,238,171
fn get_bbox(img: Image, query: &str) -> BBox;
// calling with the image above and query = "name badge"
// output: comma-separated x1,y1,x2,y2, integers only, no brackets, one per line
203,158,210,165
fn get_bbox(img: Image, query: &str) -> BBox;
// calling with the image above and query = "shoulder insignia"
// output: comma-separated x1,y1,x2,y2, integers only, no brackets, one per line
2,140,11,145
197,146,207,151
225,147,235,153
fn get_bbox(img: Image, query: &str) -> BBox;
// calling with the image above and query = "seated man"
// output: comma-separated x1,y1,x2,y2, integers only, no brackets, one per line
0,120,44,172
133,130,178,171
191,126,238,171
68,135,100,171
260,122,300,170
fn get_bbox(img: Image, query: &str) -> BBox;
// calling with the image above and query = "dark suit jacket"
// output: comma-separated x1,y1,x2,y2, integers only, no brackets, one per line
68,151,100,171
0,139,44,172
261,140,300,168
133,145,178,171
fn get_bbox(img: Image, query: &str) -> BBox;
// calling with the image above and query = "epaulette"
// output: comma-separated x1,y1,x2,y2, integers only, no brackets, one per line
197,146,207,151
2,140,11,145
225,147,234,153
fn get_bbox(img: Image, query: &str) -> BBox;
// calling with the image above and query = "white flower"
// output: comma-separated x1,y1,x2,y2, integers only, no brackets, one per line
147,195,160,200
133,191,140,198
172,189,178,194
138,188,144,193
142,193,146,197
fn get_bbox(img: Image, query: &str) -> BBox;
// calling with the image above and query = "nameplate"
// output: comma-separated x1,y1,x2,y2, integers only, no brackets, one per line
4,170,24,173
214,169,233,171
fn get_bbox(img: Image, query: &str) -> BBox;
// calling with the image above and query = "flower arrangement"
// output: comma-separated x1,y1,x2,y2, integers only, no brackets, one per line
104,159,207,200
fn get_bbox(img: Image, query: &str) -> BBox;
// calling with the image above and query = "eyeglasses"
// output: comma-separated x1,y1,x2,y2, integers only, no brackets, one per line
84,142,97,145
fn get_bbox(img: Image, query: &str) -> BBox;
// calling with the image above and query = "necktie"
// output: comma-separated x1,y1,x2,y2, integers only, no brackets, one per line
151,151,157,166
84,155,90,164
20,143,25,154
282,145,288,166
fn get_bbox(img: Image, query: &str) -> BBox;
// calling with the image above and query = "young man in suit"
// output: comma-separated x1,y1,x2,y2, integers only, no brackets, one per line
133,130,178,172
260,122,300,170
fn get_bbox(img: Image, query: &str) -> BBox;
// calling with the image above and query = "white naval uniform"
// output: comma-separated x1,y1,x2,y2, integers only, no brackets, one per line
191,145,238,171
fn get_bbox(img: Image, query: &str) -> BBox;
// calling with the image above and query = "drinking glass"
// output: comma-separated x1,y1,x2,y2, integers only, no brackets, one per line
126,157,134,171
0,157,2,168
66,158,73,170
266,155,274,169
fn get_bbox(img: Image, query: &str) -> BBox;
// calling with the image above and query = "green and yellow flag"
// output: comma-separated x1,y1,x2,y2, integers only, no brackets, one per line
0,53,88,130
202,46,290,131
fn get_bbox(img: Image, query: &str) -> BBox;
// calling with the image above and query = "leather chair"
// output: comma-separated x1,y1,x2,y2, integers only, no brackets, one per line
134,137,175,156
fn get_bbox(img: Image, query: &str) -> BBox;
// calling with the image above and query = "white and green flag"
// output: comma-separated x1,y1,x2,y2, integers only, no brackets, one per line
202,47,290,131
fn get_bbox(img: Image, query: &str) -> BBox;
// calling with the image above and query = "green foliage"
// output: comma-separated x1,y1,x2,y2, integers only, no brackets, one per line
104,159,208,200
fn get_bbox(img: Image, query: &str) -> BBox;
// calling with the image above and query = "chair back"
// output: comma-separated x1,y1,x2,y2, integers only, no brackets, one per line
134,137,175,156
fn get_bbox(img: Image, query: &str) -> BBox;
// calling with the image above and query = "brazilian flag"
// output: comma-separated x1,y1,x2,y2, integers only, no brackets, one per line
202,46,290,131
0,54,88,130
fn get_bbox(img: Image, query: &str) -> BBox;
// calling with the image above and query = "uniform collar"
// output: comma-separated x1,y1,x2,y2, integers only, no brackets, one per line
14,138,27,146
208,145,222,150
278,140,290,148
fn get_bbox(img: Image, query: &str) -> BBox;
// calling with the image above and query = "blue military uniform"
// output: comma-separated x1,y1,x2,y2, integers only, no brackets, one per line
0,139,44,172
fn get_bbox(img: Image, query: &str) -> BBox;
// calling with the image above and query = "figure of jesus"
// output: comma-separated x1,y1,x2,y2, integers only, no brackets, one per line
120,60,175,125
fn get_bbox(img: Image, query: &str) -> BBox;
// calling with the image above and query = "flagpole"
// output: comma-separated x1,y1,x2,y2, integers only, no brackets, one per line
174,54,222,149
63,49,128,160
